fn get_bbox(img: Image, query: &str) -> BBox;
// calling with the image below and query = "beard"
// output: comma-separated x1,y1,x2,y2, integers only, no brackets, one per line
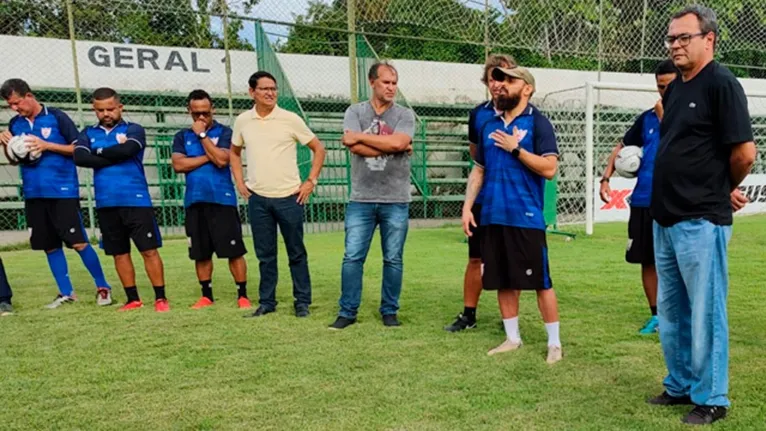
496,92,521,112
99,116,120,128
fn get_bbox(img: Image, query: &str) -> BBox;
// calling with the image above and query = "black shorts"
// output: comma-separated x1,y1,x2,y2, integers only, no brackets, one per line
97,207,162,256
468,204,484,259
25,198,88,251
626,206,655,265
185,203,246,261
481,225,553,291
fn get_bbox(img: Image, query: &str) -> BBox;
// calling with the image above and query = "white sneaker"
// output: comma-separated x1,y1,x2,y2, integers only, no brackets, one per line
487,339,522,356
546,345,563,364
46,294,77,309
96,288,113,306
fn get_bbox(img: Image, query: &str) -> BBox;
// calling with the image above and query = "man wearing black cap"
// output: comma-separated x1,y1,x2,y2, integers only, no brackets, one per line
462,65,563,364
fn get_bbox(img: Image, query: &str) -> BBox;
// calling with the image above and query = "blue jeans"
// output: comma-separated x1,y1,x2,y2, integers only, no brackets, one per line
0,257,12,303
248,193,311,311
653,219,732,407
339,202,409,319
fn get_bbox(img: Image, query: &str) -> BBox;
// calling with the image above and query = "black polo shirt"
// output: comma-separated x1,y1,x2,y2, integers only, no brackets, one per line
650,61,753,227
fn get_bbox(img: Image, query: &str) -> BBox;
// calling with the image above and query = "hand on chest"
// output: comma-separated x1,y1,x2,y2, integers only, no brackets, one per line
184,132,221,156
485,122,533,158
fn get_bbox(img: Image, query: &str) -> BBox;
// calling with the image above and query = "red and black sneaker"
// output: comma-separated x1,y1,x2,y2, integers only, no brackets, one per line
118,300,143,312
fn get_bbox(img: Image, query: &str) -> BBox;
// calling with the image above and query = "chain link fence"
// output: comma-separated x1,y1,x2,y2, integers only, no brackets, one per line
2,0,766,241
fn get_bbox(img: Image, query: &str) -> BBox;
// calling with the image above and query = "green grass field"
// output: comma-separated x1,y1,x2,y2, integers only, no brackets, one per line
2,217,766,430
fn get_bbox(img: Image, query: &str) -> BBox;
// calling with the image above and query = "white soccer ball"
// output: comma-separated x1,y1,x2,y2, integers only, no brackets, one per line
614,146,643,178
7,135,41,165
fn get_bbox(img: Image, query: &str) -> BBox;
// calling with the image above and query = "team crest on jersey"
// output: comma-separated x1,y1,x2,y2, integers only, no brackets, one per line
516,128,529,142
115,133,127,143
41,127,52,139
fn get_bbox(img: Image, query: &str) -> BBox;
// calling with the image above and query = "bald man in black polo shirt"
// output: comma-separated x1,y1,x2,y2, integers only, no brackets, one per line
647,5,756,426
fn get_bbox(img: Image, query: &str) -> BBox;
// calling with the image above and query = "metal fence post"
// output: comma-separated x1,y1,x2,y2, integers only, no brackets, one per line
597,0,604,82
348,0,358,104
640,0,648,74
66,0,96,238
585,82,595,236
222,0,235,124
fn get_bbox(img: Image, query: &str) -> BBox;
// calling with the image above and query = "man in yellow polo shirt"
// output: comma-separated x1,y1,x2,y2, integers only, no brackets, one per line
230,71,326,318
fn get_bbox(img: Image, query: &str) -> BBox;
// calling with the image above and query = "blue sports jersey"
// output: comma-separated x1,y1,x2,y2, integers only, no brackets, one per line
468,102,501,205
474,105,559,230
172,121,237,208
622,109,660,208
8,106,80,199
76,121,152,208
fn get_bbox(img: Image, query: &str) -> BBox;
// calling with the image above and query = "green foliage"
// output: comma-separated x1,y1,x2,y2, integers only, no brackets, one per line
0,0,256,50
278,0,766,74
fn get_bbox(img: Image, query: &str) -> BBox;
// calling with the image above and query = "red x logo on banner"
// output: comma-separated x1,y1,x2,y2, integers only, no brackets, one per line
601,189,631,210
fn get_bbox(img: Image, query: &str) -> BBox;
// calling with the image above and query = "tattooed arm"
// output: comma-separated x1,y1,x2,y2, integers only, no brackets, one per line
461,165,485,237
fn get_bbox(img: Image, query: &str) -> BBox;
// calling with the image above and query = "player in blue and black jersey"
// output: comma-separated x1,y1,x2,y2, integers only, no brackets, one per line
73,87,168,312
599,60,678,334
171,90,249,310
462,65,563,364
0,79,112,309
444,54,515,333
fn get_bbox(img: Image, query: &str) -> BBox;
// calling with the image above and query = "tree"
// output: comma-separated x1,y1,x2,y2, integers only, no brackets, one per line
277,0,766,75
0,0,259,50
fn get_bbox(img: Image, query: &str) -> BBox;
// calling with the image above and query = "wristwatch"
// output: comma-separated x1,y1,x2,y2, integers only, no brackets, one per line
198,131,207,139
600,177,610,183
511,147,520,158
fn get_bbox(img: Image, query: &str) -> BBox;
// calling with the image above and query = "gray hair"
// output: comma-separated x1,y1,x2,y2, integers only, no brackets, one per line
672,5,719,36
368,62,398,81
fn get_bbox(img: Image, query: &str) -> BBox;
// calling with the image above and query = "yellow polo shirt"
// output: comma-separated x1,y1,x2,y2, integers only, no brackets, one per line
232,105,315,198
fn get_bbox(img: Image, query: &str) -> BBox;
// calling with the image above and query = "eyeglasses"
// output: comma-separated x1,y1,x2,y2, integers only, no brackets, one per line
664,32,708,49
255,87,278,93
190,111,211,118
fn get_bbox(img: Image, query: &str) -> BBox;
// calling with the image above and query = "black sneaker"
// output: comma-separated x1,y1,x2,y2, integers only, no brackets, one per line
444,313,476,332
647,391,693,406
295,308,310,318
328,316,356,330
382,314,401,327
682,405,727,425
244,306,275,318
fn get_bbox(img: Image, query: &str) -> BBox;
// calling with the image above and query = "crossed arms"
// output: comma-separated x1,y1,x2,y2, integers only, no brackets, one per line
341,131,412,157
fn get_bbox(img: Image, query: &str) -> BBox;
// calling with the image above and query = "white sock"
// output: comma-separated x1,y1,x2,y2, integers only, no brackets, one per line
545,322,561,347
502,317,521,343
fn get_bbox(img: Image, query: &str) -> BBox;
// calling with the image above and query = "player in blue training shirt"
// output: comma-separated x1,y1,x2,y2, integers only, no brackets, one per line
444,54,514,333
599,60,678,335
0,78,112,309
462,65,563,364
171,89,249,310
73,87,169,313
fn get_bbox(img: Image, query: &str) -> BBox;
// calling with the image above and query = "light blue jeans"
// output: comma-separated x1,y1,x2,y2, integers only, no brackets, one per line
339,202,409,319
653,219,732,407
